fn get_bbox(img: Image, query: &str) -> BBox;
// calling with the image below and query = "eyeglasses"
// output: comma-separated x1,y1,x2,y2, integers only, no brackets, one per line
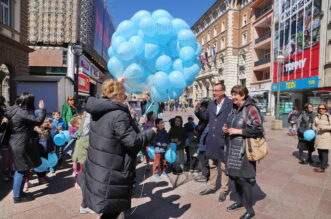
212,89,223,92
318,108,326,110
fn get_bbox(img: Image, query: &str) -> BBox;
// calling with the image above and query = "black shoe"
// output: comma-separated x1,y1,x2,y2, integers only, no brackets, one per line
299,159,308,165
226,202,244,212
13,195,35,204
199,188,216,196
194,176,208,183
307,159,314,165
218,191,228,202
240,211,255,219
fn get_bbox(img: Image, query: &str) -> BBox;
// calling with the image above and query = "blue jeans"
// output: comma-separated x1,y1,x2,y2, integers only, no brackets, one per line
13,171,28,198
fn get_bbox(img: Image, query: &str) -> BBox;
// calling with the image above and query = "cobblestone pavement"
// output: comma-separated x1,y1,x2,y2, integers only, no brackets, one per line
1,109,331,219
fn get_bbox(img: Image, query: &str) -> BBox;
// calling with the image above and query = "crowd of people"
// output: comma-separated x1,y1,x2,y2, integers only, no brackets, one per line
0,77,330,219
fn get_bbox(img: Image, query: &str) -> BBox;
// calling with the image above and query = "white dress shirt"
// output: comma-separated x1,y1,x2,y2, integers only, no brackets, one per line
216,98,225,115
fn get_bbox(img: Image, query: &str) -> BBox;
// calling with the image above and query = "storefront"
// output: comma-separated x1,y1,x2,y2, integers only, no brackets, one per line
249,90,269,116
78,72,90,104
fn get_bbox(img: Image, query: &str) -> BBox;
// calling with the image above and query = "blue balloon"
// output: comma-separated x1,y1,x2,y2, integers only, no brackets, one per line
108,46,115,57
153,71,169,93
116,20,137,39
152,9,173,20
150,86,168,102
34,157,48,172
195,43,203,56
47,153,58,168
124,63,146,83
131,10,151,26
172,18,190,35
155,55,172,71
107,56,124,79
129,35,144,56
165,149,176,163
54,133,66,146
168,88,183,99
169,71,186,89
112,35,126,51
155,17,173,35
62,130,71,142
173,58,184,72
144,43,160,60
304,129,316,141
116,42,136,61
179,46,195,62
169,143,177,151
183,62,200,82
139,16,156,37
164,38,179,57
147,146,155,159
177,29,196,47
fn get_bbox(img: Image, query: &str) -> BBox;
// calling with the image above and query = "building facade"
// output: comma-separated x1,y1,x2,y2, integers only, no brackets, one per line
0,0,33,104
26,0,113,113
191,0,254,100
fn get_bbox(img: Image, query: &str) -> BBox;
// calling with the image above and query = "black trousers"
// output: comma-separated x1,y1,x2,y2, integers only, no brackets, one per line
318,149,329,169
190,157,199,171
198,151,209,178
234,177,255,214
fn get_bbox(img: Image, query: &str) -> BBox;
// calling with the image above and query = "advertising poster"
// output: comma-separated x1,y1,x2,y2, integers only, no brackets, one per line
273,0,322,91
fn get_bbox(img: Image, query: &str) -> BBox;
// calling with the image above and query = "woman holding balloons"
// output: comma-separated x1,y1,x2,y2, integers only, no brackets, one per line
4,92,46,203
312,104,331,173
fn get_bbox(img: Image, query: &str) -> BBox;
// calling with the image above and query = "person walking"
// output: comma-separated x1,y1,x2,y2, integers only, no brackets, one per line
194,83,232,202
223,85,264,219
288,106,299,136
297,103,316,165
61,96,78,128
4,92,46,203
312,104,331,173
78,79,156,219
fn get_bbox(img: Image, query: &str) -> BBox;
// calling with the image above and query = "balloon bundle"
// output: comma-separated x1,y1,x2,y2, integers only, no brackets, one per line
108,9,202,102
34,153,59,173
53,130,71,146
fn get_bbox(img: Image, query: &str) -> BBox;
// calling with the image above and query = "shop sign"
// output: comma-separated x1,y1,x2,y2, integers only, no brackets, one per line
78,74,90,93
91,65,100,80
80,56,91,76
272,76,318,92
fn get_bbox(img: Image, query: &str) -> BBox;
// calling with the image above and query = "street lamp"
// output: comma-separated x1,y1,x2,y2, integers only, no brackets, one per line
72,43,83,109
275,53,285,120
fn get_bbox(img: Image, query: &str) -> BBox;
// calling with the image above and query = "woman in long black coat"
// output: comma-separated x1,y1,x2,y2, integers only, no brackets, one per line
78,79,156,219
223,85,264,219
4,93,46,203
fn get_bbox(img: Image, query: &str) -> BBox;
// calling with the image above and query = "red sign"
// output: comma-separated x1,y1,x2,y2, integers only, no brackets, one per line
78,74,90,93
273,43,320,83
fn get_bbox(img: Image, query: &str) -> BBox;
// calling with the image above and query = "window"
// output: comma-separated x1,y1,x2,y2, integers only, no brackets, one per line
221,37,225,49
241,54,246,65
264,49,270,59
243,14,247,26
213,26,217,37
242,31,247,45
265,72,270,80
62,50,68,66
240,79,246,86
0,0,10,26
221,21,225,32
207,31,211,41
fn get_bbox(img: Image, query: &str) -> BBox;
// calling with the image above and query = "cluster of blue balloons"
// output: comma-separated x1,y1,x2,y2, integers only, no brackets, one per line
304,129,316,141
147,143,177,163
53,130,71,146
107,9,202,102
34,153,58,173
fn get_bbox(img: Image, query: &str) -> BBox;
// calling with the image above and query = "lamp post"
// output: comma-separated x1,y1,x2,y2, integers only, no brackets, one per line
72,43,83,109
275,54,285,120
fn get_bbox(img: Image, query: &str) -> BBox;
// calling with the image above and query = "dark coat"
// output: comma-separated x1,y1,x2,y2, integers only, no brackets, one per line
195,97,233,161
168,125,186,150
4,106,46,171
297,111,316,151
225,97,264,179
78,97,155,214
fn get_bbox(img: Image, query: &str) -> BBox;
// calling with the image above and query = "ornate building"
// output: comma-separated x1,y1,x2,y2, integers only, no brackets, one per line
0,0,32,104
191,0,254,100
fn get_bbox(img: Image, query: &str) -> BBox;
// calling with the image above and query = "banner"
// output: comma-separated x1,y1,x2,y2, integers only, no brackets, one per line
78,73,90,93
273,0,322,90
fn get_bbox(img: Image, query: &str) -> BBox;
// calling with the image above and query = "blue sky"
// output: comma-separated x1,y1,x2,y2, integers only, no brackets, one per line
106,0,216,28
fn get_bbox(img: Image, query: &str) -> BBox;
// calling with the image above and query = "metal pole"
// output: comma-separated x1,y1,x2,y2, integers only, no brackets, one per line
276,61,281,120
74,55,80,109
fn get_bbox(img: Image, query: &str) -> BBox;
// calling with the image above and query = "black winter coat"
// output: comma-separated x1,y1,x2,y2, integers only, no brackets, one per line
5,106,46,171
225,97,264,179
195,97,233,161
78,97,155,214
296,111,316,151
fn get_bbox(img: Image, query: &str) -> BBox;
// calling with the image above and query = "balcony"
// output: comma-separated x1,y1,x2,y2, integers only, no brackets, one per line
254,58,270,66
255,31,271,44
255,5,272,19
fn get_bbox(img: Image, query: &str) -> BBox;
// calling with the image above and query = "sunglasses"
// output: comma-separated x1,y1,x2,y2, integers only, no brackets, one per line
318,108,326,110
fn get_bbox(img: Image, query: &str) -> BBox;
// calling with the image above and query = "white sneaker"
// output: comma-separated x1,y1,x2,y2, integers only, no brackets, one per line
80,206,96,214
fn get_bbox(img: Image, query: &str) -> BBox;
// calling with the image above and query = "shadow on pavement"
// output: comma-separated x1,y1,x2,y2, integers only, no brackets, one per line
229,182,267,206
292,151,320,167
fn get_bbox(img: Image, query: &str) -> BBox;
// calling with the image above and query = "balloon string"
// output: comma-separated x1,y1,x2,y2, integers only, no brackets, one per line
143,100,154,117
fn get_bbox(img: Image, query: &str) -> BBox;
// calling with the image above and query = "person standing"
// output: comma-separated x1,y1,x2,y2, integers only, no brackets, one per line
4,93,46,203
288,106,299,136
184,115,196,164
223,85,263,219
297,103,316,165
194,83,232,202
61,96,78,128
78,79,156,218
312,104,331,173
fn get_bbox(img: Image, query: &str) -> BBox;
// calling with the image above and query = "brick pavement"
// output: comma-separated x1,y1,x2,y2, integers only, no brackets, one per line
0,109,330,219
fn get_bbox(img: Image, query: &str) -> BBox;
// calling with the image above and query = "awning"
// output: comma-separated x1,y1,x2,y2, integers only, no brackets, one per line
78,92,90,97
249,91,268,96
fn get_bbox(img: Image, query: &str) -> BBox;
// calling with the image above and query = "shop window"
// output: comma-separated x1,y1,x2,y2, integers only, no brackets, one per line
0,0,10,26
242,31,247,45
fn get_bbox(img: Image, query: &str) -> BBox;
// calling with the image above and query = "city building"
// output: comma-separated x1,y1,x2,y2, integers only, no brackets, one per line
0,0,32,104
271,0,323,121
191,0,254,100
24,0,114,113
250,0,274,115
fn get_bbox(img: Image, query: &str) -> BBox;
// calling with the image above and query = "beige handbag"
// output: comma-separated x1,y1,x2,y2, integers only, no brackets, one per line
245,136,269,161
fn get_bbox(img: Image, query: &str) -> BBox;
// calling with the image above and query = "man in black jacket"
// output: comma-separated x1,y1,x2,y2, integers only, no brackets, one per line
194,83,232,202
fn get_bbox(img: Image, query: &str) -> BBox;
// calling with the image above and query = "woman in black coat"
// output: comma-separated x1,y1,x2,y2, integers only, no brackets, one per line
78,79,156,219
4,93,46,203
223,85,264,219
